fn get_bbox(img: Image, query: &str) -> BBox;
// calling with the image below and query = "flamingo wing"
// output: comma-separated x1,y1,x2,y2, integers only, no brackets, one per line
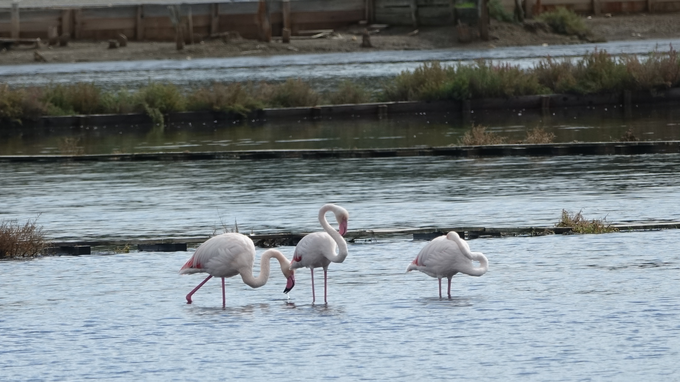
180,233,255,278
290,232,335,270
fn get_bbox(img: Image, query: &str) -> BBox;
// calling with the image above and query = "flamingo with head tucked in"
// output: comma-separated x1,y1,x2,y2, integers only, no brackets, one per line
180,232,295,308
407,231,488,298
289,204,349,304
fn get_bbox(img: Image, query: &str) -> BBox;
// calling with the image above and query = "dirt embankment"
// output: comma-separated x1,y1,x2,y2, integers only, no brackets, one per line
1,13,679,66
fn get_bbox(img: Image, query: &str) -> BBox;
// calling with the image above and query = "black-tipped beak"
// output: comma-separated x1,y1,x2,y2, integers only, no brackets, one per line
283,274,295,294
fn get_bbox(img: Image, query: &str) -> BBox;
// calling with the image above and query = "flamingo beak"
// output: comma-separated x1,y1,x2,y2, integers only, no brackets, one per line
283,273,295,294
339,219,348,236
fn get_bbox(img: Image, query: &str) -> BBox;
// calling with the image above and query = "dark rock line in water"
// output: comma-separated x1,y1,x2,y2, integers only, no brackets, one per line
44,222,680,255
3,141,680,162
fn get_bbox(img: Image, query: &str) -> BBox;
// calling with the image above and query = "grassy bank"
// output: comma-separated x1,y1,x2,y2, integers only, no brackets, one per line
1,48,679,125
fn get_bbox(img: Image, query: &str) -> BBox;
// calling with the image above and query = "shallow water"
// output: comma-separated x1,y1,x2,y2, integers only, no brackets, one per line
1,230,679,381
1,154,680,241
1,38,679,91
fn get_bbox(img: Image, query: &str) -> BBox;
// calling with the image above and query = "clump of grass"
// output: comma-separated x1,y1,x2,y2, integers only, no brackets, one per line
187,82,265,116
42,83,104,116
325,81,372,105
536,7,589,37
58,137,85,155
524,127,556,143
556,209,618,234
0,218,47,259
264,78,319,108
458,124,507,145
619,128,639,142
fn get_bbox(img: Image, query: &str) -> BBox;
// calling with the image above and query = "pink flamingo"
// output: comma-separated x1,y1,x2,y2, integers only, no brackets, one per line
290,204,349,304
180,232,295,308
407,231,488,298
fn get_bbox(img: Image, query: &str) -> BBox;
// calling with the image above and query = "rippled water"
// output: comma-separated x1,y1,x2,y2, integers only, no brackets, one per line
1,230,679,380
2,154,680,241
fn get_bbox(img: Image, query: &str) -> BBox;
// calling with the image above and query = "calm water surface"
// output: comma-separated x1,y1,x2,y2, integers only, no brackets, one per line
1,231,679,380
2,154,680,241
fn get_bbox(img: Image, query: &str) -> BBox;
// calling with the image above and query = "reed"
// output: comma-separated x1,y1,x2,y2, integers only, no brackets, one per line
325,81,372,105
458,124,506,145
186,82,265,116
524,127,556,144
556,209,618,234
0,218,47,259
264,78,320,108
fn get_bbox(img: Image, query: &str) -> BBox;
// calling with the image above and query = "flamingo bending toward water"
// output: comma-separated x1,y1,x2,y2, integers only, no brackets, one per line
290,204,349,304
180,232,295,308
407,231,488,298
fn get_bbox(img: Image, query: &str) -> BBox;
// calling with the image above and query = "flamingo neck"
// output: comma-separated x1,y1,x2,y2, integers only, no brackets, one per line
466,252,489,276
240,249,291,288
319,205,348,263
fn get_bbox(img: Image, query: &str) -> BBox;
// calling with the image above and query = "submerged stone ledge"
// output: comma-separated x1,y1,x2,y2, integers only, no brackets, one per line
2,141,680,162
45,222,680,255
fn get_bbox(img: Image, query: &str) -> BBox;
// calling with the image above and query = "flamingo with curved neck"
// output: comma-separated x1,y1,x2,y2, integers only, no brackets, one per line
407,231,488,298
180,232,295,308
290,203,349,304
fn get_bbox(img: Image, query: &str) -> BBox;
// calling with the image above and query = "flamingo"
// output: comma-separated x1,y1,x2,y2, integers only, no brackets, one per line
290,204,349,304
179,232,295,308
407,231,488,298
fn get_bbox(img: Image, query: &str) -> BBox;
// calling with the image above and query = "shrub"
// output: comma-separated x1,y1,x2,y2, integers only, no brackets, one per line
524,127,555,143
325,81,372,105
623,47,680,90
0,218,47,259
537,7,588,37
458,124,507,145
265,79,319,108
488,0,514,22
556,209,618,234
186,82,264,115
134,82,185,114
42,83,104,115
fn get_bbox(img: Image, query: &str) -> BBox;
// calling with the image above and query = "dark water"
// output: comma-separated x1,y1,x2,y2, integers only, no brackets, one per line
2,103,680,156
1,231,679,380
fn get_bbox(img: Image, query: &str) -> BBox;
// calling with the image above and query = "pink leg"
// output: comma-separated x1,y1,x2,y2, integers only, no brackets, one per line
324,268,328,304
310,269,316,304
186,275,213,304
221,277,226,309
447,278,452,299
438,278,442,298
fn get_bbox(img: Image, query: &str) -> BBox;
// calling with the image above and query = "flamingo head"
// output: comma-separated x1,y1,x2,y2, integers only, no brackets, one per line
283,270,295,294
339,218,348,236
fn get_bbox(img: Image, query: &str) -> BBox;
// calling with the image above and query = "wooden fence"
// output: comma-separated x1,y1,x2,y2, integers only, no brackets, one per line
0,0,678,42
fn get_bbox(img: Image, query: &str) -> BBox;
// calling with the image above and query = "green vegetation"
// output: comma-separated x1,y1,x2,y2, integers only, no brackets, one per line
1,48,679,124
556,209,618,234
536,7,589,37
523,127,556,144
488,0,514,22
0,218,47,259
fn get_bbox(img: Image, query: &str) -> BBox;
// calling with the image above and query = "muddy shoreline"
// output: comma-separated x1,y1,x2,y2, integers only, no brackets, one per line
1,14,680,66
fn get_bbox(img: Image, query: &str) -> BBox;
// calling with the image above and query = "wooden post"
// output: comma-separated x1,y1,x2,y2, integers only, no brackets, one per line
61,10,71,37
282,0,291,43
11,3,20,39
479,0,489,41
211,3,219,35
257,0,271,43
136,6,144,41
74,9,82,39
365,0,374,23
524,0,533,19
592,0,601,16
187,7,194,44
647,0,654,12
410,0,418,28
